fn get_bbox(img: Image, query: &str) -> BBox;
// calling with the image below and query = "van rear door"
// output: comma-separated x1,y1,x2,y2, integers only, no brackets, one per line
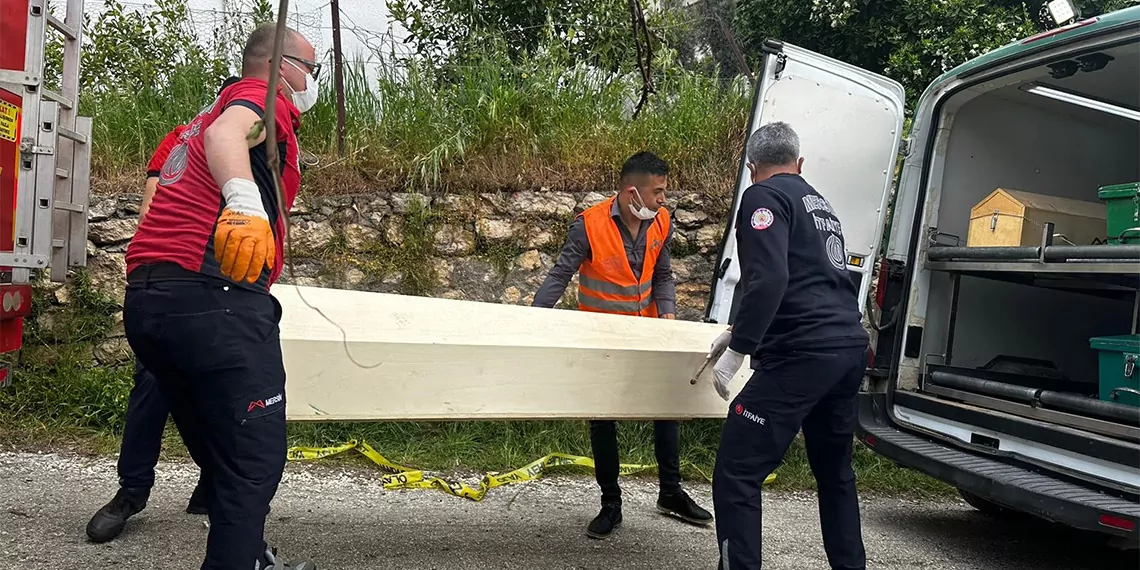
705,40,907,325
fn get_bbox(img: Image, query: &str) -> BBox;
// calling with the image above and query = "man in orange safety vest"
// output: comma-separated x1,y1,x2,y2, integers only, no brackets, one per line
532,150,713,539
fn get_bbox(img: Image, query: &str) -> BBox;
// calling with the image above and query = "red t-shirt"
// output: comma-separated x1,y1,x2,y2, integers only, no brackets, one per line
146,124,188,178
125,78,302,291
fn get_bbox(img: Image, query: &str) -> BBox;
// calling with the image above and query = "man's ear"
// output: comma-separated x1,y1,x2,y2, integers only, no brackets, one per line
746,162,756,180
796,157,805,173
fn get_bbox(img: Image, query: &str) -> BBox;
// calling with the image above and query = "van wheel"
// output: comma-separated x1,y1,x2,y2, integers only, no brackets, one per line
958,488,1012,516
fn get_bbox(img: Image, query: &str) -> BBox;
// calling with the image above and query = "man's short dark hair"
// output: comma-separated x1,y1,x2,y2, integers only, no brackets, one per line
218,75,240,95
620,151,669,180
241,23,301,76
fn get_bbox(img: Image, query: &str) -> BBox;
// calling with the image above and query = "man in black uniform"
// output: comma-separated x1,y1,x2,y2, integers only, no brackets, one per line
708,121,869,570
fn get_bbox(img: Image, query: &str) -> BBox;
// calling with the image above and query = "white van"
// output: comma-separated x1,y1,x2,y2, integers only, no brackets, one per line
704,6,1140,545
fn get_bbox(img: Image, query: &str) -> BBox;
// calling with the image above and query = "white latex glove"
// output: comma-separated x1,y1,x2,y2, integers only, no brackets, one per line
708,329,732,359
712,349,745,401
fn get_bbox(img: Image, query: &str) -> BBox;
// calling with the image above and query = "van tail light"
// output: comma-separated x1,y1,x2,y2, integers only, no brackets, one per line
864,434,877,448
874,258,889,309
1099,514,1136,532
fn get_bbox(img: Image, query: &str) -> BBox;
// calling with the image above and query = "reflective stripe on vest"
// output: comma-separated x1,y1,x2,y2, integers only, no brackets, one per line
575,196,670,318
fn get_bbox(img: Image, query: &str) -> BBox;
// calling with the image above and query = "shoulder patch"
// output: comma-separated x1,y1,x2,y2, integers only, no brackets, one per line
750,207,774,230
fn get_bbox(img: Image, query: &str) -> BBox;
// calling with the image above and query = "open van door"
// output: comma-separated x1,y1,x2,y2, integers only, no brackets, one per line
705,40,906,325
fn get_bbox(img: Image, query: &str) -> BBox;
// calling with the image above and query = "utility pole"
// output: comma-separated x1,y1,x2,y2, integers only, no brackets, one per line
330,0,347,156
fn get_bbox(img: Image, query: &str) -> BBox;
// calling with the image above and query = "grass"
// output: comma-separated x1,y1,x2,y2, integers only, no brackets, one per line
83,41,750,202
0,414,951,498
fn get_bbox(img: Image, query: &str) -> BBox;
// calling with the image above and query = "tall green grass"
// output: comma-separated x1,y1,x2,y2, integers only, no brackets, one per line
85,40,749,196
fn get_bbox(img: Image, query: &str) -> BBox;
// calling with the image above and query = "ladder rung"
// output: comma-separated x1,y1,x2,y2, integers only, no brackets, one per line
0,69,38,87
58,126,87,144
55,167,69,179
46,13,77,40
43,89,74,110
53,200,84,213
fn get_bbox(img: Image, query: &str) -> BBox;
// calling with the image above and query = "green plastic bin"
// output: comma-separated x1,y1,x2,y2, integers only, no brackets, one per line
1097,182,1140,244
1090,334,1140,407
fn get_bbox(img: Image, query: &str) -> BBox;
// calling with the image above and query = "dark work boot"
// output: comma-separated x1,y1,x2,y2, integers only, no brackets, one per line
586,504,622,540
657,489,713,525
264,547,318,569
186,480,210,515
85,487,149,543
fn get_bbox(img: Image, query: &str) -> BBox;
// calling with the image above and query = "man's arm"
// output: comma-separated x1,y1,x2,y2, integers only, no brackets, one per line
532,217,590,308
203,104,267,188
652,221,676,318
139,176,159,221
727,186,793,355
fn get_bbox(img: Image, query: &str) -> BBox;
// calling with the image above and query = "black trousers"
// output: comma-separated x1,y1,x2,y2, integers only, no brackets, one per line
713,346,868,570
124,267,286,570
117,359,209,494
589,420,682,506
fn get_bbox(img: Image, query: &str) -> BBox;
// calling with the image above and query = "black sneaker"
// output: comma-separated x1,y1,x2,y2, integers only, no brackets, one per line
264,547,317,569
186,480,210,515
586,504,622,540
657,489,713,525
85,487,149,543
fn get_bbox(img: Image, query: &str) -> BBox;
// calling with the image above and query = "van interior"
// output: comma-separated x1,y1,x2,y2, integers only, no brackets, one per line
898,38,1140,492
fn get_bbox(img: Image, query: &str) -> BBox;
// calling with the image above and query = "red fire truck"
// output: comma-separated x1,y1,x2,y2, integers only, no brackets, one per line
0,0,92,387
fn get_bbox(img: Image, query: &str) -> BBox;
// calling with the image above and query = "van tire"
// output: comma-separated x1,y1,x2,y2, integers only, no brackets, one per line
958,488,1013,517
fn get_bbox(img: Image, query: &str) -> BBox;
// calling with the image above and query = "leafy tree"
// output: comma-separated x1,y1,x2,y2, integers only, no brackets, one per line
731,0,1139,109
385,0,685,74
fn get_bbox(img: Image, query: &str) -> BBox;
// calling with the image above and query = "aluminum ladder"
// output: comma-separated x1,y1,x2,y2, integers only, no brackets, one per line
0,0,92,285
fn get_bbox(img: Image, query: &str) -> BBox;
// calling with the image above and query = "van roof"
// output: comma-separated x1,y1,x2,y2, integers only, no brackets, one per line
922,5,1140,99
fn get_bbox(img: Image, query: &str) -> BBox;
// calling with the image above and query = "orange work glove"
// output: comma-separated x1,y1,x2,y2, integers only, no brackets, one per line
214,178,276,284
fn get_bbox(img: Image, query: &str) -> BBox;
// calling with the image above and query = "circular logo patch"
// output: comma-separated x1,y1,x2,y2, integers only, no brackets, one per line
159,142,189,186
826,234,847,270
750,208,773,230
734,403,744,415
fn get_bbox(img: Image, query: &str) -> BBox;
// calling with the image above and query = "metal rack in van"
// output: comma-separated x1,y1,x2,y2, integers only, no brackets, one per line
918,221,1140,442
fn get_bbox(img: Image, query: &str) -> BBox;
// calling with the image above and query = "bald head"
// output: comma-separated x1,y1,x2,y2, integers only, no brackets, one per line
241,23,308,77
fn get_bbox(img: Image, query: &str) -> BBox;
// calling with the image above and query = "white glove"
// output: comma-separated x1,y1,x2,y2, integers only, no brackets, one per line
220,178,270,219
708,329,732,359
712,349,745,401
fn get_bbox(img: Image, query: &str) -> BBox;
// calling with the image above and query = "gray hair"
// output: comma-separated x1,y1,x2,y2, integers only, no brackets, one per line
746,121,800,168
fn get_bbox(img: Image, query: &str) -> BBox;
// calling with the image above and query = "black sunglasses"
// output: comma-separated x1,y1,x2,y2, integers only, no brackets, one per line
282,54,321,80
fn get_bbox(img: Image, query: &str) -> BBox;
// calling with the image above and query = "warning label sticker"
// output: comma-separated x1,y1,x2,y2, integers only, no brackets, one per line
0,100,19,142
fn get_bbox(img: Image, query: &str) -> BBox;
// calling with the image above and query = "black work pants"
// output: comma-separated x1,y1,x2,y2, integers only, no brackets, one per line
589,420,682,506
713,346,868,570
124,267,286,570
116,359,210,494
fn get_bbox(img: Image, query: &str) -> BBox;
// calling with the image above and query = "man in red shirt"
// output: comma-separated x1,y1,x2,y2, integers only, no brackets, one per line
122,23,318,570
85,76,239,546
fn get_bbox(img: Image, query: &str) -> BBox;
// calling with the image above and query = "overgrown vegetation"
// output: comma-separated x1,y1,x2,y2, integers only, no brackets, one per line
1,272,131,430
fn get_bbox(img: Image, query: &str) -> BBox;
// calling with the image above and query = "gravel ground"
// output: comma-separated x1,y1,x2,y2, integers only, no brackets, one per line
0,451,1135,569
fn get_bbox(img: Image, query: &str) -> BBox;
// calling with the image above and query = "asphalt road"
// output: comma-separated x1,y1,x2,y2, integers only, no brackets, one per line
0,451,1135,569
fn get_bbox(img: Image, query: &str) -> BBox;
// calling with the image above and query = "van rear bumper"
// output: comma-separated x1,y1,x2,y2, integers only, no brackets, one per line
855,392,1140,542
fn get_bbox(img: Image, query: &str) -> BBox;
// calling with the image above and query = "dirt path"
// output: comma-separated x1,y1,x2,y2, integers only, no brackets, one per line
0,451,1134,569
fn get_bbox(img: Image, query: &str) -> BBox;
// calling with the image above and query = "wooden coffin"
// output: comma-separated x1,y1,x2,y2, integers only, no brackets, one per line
967,188,1107,247
275,285,753,421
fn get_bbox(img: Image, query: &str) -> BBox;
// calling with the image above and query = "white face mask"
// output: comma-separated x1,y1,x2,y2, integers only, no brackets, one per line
627,188,658,221
284,59,318,113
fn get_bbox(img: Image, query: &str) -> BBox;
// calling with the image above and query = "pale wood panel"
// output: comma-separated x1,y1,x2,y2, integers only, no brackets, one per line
968,188,1107,247
275,285,752,421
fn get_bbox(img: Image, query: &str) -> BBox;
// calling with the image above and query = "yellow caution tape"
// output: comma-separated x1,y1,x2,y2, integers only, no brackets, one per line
286,439,776,502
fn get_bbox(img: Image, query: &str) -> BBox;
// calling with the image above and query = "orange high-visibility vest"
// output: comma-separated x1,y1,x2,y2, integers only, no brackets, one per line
577,196,670,318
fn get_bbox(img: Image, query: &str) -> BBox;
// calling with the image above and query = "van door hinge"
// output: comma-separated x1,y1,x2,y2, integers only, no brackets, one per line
900,136,913,157
773,53,787,79
19,141,54,155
